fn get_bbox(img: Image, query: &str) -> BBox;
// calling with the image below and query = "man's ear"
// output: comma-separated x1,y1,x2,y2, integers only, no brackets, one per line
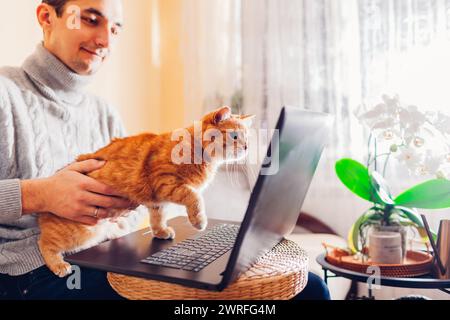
240,115,256,127
212,106,232,124
37,4,54,31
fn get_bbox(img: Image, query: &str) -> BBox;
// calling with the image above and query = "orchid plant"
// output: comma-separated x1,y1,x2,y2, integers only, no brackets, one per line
354,94,450,179
336,95,450,254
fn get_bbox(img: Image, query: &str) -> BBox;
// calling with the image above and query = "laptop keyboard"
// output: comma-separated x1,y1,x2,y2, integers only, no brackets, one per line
140,223,239,272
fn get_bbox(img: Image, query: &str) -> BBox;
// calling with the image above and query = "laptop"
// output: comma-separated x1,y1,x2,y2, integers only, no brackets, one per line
66,106,332,291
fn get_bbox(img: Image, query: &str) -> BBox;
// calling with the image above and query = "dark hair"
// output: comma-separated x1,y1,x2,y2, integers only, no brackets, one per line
42,0,70,17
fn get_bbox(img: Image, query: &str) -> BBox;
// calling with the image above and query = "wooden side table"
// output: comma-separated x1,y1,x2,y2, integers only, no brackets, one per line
107,239,309,300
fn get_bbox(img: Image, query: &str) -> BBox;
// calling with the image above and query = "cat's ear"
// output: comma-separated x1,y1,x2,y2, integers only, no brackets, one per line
212,106,232,124
240,114,256,127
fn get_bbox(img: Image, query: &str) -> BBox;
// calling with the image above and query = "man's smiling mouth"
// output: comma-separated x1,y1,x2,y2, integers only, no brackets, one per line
81,47,104,58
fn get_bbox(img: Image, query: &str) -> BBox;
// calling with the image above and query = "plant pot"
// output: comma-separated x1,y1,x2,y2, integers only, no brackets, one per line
372,225,407,259
369,231,403,264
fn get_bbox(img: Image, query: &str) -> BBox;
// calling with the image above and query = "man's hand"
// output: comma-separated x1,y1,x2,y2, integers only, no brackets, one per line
21,160,135,225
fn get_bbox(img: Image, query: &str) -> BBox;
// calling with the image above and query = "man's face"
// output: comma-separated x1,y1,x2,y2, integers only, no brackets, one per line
44,0,123,75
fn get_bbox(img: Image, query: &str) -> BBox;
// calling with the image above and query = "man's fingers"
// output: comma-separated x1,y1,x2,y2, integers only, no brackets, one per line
83,177,125,197
68,159,106,174
84,192,132,209
85,206,109,219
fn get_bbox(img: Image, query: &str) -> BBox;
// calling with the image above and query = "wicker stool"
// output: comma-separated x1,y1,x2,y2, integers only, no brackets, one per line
107,239,309,300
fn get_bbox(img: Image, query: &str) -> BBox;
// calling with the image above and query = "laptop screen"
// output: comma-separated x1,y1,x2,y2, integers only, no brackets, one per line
222,106,332,286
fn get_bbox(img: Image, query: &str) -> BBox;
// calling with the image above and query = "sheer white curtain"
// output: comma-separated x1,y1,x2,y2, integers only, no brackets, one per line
240,0,369,236
181,0,242,123
359,0,450,109
181,0,450,235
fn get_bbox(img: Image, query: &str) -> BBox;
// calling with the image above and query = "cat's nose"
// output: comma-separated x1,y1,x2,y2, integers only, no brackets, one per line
244,145,248,150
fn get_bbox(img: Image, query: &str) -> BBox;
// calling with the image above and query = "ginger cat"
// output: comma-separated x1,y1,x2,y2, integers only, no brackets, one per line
38,106,254,277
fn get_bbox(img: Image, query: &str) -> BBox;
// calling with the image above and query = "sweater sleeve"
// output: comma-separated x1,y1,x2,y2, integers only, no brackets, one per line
0,78,23,223
0,179,22,224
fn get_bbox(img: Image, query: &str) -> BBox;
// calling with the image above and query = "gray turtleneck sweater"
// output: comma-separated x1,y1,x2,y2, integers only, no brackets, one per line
0,44,128,276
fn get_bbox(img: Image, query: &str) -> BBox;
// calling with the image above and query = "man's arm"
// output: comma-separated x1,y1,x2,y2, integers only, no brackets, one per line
0,178,48,223
1,160,135,225
20,179,48,215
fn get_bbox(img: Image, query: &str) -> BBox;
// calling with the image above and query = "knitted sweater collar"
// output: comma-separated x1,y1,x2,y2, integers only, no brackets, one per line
22,43,94,105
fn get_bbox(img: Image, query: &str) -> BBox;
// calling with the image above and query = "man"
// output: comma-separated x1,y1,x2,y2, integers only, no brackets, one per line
0,0,330,300
0,0,138,299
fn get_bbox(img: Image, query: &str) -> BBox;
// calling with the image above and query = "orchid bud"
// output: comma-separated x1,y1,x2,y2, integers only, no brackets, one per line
436,171,446,179
390,144,398,153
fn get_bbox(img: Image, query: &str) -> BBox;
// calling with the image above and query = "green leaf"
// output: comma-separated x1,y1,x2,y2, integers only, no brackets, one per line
416,227,436,243
396,206,423,227
370,171,395,205
394,207,437,242
336,159,384,204
394,179,450,209
396,220,417,227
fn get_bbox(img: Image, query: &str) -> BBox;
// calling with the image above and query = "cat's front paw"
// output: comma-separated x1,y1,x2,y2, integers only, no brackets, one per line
153,227,176,240
191,214,208,231
50,262,72,278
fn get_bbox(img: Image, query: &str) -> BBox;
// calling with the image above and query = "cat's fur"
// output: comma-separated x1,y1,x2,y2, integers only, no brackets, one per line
38,106,254,277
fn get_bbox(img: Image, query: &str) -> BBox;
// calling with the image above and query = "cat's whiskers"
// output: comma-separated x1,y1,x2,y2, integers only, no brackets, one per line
232,162,240,188
225,161,233,187
242,161,251,188
230,162,238,188
244,161,258,188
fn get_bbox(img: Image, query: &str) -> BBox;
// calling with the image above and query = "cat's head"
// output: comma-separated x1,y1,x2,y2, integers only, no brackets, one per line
201,106,255,163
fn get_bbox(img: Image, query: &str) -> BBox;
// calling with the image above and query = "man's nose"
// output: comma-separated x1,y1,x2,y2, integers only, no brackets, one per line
95,24,112,50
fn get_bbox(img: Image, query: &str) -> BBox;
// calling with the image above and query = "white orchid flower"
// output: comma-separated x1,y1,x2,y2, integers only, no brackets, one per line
371,117,398,130
357,94,450,179
376,129,403,146
396,146,422,171
421,152,443,175
355,98,400,131
398,105,427,132
413,136,425,148
433,112,450,136
355,103,386,119
381,94,401,111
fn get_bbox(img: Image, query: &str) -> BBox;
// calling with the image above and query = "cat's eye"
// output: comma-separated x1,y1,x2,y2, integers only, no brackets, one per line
111,26,120,36
229,132,239,140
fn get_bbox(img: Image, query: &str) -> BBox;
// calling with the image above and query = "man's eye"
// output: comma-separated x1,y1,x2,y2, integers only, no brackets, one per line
82,16,98,25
